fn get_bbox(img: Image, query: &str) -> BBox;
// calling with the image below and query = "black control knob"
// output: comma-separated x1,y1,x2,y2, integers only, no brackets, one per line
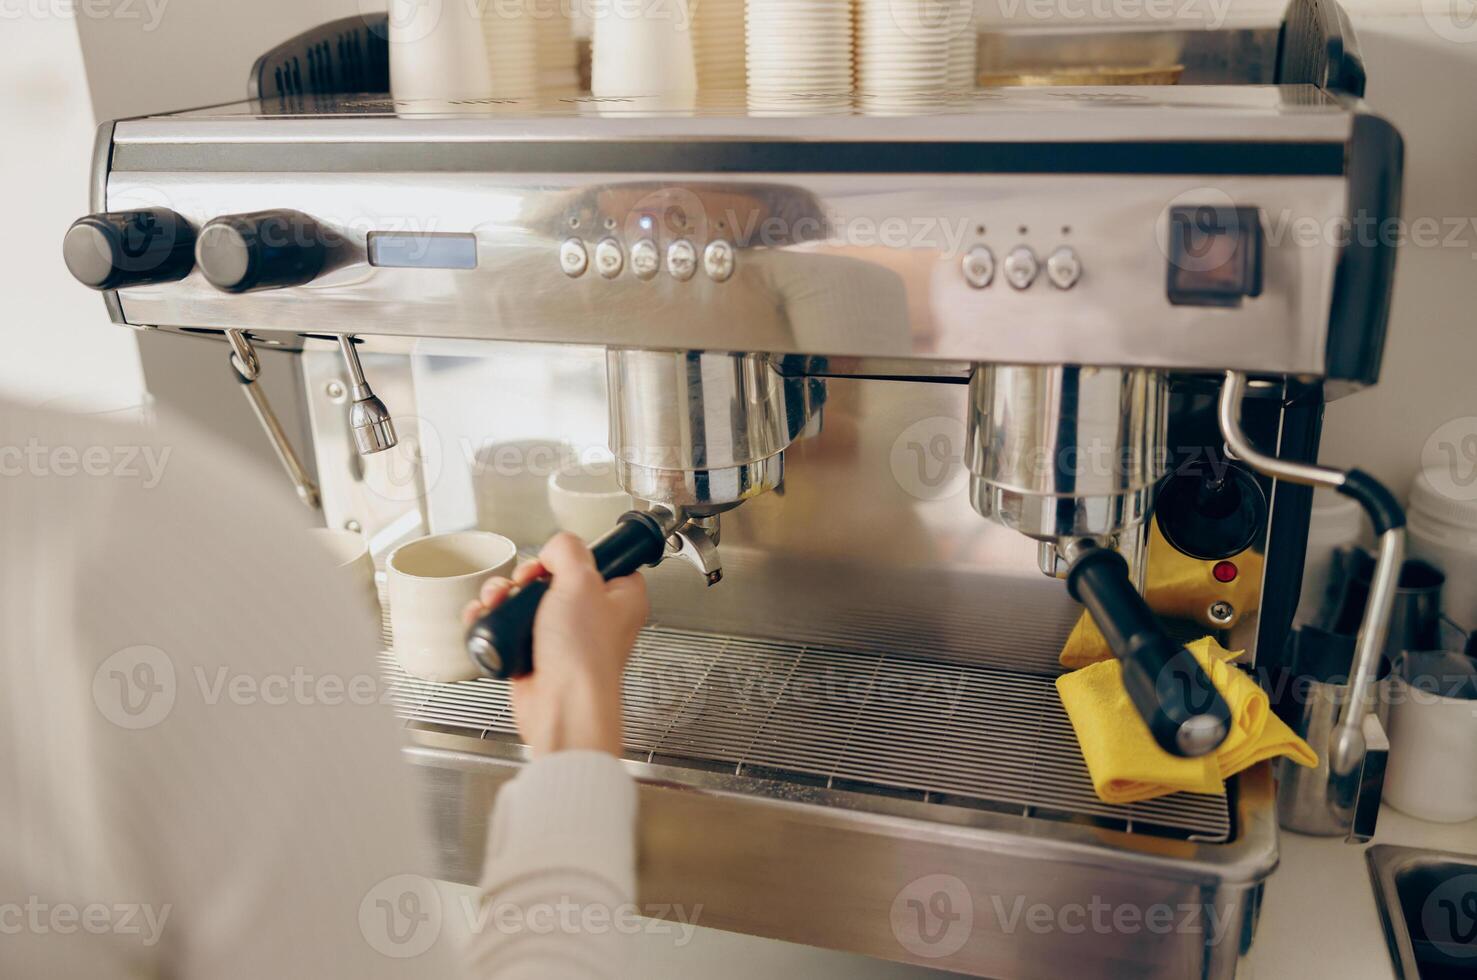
196,210,328,293
63,209,195,290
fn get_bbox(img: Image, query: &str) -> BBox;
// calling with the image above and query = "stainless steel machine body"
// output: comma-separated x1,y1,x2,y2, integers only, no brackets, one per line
69,20,1403,967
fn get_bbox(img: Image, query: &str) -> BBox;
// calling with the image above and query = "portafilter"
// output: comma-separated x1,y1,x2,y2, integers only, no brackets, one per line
967,364,1233,758
466,350,821,679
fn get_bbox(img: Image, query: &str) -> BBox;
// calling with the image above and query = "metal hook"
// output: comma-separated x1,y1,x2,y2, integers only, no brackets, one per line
225,329,320,510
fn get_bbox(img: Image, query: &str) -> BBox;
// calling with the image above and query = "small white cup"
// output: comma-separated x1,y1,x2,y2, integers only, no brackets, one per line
548,462,632,543
388,531,518,683
307,528,379,615
1384,651,1477,823
472,440,575,551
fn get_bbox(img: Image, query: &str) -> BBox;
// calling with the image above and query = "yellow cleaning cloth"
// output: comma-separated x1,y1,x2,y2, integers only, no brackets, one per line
1059,522,1265,670
1055,637,1318,804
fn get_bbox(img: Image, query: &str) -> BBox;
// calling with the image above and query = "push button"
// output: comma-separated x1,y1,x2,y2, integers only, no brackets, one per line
667,239,697,281
559,238,588,277
962,246,995,289
595,238,624,279
630,238,660,280
1046,247,1082,290
703,240,735,282
1003,246,1039,290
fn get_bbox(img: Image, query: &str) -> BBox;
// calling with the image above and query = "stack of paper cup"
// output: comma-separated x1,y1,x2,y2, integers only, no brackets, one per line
694,0,747,93
531,0,579,91
946,0,977,90
389,0,493,101
480,0,539,98
856,0,952,95
745,0,854,98
591,0,698,101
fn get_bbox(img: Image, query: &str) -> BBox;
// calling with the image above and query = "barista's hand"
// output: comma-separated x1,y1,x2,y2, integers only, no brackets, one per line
462,533,647,757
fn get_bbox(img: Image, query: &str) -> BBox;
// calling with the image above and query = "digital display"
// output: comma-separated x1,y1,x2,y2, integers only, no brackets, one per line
1165,206,1264,308
368,232,478,270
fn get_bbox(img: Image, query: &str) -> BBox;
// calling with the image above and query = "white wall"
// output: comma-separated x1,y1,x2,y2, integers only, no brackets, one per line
1319,4,1477,495
0,16,145,414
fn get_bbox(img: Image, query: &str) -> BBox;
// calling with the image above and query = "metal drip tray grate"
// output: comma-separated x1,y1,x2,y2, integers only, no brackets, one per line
382,627,1232,842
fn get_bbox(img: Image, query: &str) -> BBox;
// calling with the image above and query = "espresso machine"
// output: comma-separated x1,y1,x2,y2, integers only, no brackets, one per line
62,1,1406,974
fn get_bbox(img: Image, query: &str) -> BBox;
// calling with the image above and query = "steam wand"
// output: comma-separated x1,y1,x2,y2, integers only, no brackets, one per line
1218,371,1405,821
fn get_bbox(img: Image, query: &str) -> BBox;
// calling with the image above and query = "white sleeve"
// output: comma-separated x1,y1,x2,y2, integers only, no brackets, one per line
463,751,638,979
0,409,640,980
0,410,458,979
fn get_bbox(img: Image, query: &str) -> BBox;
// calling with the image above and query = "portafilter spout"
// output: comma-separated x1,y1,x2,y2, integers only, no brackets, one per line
966,364,1232,758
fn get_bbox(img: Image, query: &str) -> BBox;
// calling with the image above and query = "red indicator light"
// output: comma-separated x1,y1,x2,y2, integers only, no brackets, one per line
1213,561,1238,584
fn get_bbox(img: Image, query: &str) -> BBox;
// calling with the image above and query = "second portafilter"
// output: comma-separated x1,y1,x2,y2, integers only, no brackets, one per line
466,350,821,680
967,364,1233,758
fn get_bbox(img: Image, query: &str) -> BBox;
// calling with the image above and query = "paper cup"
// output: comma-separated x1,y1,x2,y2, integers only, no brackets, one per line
746,0,854,96
388,531,518,683
591,0,697,99
1384,651,1477,823
389,0,494,101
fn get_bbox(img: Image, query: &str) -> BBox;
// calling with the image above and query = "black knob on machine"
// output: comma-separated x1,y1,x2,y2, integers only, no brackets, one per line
63,209,196,290
196,210,328,293
1155,464,1268,562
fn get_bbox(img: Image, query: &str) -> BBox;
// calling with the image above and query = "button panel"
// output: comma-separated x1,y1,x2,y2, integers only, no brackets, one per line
1003,246,1039,290
558,236,735,281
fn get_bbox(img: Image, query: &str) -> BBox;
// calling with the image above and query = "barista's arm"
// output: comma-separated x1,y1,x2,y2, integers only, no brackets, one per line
460,534,646,979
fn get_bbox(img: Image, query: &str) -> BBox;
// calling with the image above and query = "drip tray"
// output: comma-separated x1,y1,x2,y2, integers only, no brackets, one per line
383,626,1232,843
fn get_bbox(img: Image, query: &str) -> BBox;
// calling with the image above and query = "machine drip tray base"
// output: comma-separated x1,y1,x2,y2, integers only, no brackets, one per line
383,624,1233,843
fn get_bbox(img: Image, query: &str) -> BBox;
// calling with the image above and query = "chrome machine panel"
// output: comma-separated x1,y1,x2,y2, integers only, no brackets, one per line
101,88,1352,376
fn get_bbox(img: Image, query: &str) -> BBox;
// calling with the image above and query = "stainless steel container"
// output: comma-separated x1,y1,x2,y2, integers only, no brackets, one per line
966,365,1169,541
607,349,818,513
1276,630,1391,840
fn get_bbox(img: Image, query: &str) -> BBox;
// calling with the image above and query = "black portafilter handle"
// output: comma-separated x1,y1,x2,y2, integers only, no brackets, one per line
1066,545,1233,758
465,511,670,680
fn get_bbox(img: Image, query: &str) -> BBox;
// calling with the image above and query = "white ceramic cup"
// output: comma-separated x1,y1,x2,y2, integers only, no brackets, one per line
548,462,633,543
307,528,379,615
388,531,518,683
472,439,574,551
1384,651,1477,823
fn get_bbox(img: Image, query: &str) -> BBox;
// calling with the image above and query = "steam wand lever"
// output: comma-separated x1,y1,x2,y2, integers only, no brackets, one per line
1219,371,1404,838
